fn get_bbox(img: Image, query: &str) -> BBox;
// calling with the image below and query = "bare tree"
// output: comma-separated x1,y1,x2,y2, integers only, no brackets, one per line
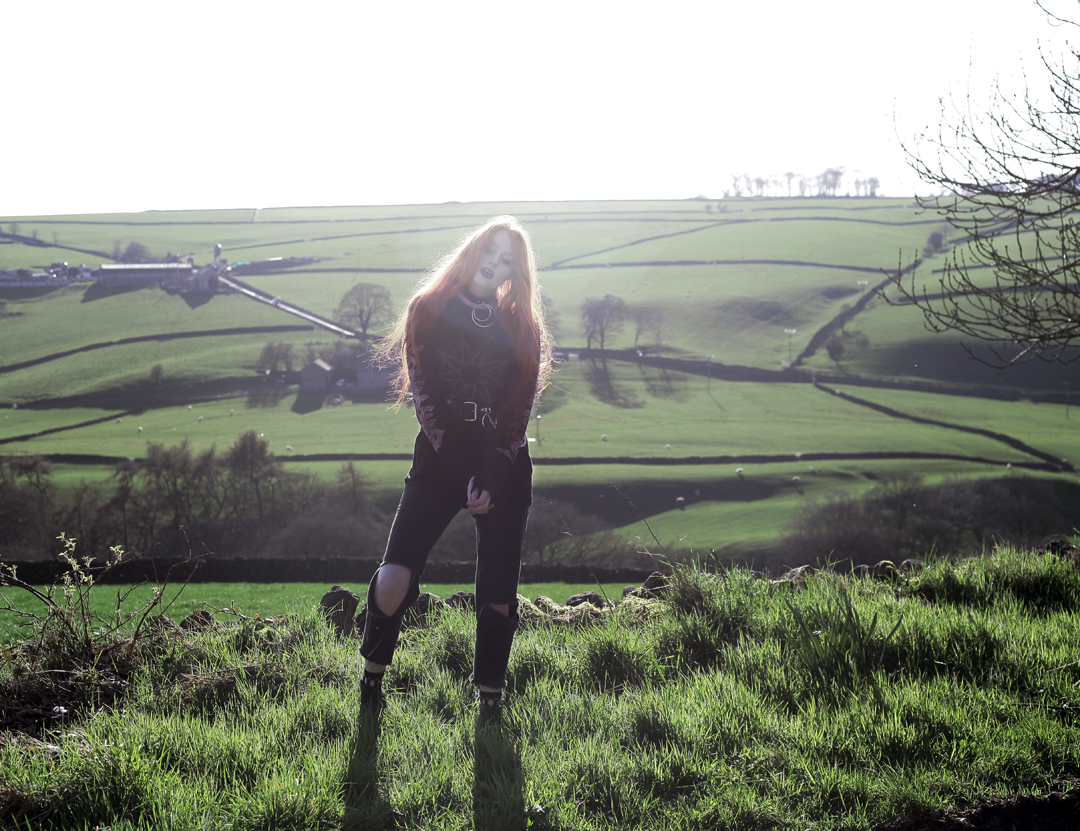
630,306,665,349
581,294,627,350
258,341,296,373
120,242,152,263
816,167,844,197
892,2,1080,368
334,282,392,339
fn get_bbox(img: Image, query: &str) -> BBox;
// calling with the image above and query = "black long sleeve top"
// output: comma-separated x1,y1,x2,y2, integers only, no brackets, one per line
406,290,537,503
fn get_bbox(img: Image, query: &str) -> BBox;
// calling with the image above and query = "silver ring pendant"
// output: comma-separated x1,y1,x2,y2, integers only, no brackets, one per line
471,304,494,328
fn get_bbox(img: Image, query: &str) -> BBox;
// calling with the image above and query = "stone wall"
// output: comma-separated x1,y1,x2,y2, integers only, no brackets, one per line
6,557,657,586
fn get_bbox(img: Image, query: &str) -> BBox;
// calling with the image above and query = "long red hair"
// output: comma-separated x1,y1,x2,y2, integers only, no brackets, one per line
377,216,552,420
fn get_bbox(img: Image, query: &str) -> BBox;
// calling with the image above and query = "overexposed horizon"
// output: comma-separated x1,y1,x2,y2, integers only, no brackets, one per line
4,0,1073,217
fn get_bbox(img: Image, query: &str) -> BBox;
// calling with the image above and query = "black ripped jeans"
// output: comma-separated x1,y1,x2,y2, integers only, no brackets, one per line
359,451,531,690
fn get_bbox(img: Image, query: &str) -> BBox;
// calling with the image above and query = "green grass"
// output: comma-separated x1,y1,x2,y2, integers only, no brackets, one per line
2,546,1078,829
0,284,287,366
0,581,631,646
4,362,1065,466
3,197,1079,570
801,299,1079,392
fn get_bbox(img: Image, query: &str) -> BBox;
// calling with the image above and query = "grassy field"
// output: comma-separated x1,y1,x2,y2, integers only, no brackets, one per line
1,546,1078,829
8,363,1071,465
3,198,1079,565
0,581,631,646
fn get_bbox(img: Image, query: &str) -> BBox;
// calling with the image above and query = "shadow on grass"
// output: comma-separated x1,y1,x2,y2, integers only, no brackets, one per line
636,362,689,401
537,479,780,527
584,358,643,409
474,721,527,831
180,290,215,309
79,282,150,303
241,387,291,409
291,391,325,414
343,714,395,828
857,337,1080,391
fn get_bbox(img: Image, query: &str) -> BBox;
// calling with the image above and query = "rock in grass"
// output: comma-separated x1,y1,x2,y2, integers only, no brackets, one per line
146,614,181,633
566,591,606,608
446,591,476,613
404,592,446,626
180,609,217,631
320,585,361,638
620,572,671,600
778,565,815,581
642,571,670,597
521,595,613,627
872,560,902,581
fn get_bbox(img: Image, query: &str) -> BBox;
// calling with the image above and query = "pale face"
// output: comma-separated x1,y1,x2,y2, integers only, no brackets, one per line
469,229,515,299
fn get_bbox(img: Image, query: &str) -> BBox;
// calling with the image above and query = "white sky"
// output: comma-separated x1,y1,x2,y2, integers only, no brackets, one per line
3,0,1074,216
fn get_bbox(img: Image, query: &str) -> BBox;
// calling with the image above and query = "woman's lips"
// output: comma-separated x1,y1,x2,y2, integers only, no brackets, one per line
480,267,494,279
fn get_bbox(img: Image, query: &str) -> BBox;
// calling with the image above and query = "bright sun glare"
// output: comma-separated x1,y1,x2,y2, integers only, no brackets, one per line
2,0,1071,216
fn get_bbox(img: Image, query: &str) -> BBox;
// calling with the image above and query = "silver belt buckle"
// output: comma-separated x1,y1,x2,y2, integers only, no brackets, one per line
463,401,478,422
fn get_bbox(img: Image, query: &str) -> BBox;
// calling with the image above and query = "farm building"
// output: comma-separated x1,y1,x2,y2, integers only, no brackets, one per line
356,359,391,390
99,263,193,288
300,359,333,392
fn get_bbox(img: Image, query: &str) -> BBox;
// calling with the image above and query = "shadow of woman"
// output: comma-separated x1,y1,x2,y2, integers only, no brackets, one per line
342,712,395,829
473,720,528,831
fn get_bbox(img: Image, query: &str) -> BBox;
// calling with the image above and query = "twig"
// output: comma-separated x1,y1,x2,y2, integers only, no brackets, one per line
610,485,667,560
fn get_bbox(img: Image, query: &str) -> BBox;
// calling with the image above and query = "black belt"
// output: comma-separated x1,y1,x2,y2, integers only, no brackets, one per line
446,399,498,430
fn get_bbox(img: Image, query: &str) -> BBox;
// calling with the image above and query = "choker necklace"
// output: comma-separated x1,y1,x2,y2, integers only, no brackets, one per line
458,292,494,328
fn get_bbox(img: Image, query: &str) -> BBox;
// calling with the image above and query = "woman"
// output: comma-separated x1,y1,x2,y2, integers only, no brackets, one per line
360,216,552,720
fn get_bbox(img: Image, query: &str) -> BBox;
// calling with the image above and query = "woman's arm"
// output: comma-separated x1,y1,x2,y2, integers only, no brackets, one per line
474,369,538,500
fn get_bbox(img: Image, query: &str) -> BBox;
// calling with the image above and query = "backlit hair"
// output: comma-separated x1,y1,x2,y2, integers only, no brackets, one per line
376,215,552,419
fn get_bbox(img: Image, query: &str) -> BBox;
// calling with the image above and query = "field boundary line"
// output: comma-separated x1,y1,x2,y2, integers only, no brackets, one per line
546,259,883,273
0,325,315,374
562,350,1069,405
19,449,1057,472
813,382,1071,470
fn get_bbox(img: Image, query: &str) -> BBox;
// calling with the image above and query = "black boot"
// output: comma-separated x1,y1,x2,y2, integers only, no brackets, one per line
360,668,386,712
477,689,503,723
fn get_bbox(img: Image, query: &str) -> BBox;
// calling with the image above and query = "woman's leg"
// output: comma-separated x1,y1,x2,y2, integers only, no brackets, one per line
362,564,414,673
470,496,530,694
360,479,461,674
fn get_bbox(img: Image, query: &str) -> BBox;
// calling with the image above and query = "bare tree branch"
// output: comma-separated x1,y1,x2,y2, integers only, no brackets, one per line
892,7,1080,368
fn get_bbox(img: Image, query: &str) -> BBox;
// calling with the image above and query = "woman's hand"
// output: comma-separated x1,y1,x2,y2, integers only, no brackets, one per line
466,476,493,515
